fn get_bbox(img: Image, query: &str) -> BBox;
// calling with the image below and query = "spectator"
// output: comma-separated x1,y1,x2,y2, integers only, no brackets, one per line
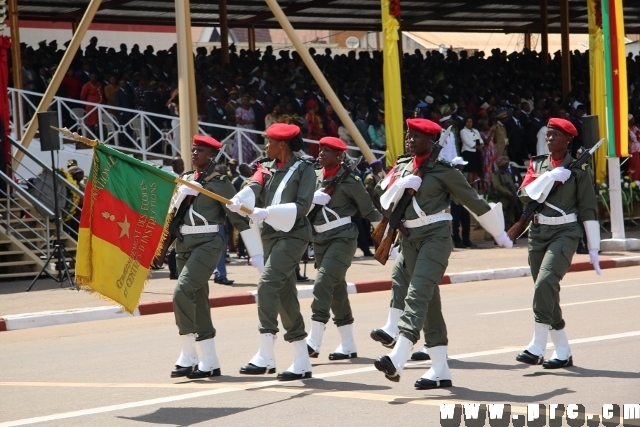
459,117,483,185
80,72,105,135
305,98,325,157
233,94,257,163
367,109,386,151
629,114,640,181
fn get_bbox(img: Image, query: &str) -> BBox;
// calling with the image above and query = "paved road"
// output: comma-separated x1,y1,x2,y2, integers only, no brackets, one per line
1,266,639,426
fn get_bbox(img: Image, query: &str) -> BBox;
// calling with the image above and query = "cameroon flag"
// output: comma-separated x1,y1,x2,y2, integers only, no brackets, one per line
76,144,176,313
602,0,628,158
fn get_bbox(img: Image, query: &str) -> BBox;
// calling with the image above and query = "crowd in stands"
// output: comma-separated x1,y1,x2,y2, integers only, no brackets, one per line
15,37,640,179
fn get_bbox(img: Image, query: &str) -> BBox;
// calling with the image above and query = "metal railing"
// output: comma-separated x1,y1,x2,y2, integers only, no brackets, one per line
0,170,54,261
9,136,84,242
9,88,386,165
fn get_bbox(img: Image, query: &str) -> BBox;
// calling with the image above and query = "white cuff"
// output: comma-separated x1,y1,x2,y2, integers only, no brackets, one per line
240,223,263,257
265,203,298,232
471,202,505,239
583,220,600,251
523,171,555,203
234,186,256,213
380,182,404,210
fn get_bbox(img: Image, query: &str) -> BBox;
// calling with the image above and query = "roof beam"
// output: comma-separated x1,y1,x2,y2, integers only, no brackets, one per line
230,0,340,27
52,0,136,21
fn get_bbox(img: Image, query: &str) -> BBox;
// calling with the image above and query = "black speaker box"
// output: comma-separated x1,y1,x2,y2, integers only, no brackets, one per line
38,111,61,151
582,115,600,149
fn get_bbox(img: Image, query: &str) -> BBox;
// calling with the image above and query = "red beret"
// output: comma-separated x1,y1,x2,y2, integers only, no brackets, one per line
319,136,347,152
548,118,578,137
406,118,442,135
266,123,300,140
193,135,222,149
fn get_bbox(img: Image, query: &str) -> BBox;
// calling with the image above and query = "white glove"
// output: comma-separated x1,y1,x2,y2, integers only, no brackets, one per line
248,207,268,222
177,181,202,197
249,255,264,273
388,245,399,260
227,197,242,213
494,231,513,248
589,249,602,275
312,189,331,206
394,175,422,191
548,167,571,183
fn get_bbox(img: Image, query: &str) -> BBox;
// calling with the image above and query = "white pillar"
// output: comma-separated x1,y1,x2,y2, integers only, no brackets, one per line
607,156,625,239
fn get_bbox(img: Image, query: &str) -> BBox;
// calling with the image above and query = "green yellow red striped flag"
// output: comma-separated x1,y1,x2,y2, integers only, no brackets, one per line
602,0,628,157
75,144,176,313
587,0,607,182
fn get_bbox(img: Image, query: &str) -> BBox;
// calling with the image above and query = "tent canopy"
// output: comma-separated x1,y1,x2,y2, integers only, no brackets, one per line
15,0,640,34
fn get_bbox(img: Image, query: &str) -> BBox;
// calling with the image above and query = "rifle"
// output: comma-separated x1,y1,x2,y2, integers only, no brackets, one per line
153,155,219,267
307,156,363,224
373,126,451,265
507,138,604,241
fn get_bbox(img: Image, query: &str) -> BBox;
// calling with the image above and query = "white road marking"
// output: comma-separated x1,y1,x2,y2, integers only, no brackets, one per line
478,295,640,315
2,330,640,426
563,278,637,288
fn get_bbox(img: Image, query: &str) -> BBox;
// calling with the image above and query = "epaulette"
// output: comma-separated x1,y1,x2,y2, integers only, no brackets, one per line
353,174,362,182
296,156,316,166
397,155,412,164
181,170,194,178
532,154,548,161
215,174,229,182
436,158,455,168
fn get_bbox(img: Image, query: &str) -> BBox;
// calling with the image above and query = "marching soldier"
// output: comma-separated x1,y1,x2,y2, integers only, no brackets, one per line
305,137,382,360
227,123,316,381
515,118,600,369
171,135,263,379
373,118,513,389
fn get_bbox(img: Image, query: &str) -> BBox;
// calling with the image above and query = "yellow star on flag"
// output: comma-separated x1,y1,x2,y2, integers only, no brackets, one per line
117,215,131,238
614,69,619,75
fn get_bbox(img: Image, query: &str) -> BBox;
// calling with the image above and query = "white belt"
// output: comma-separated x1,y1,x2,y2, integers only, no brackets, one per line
403,211,452,228
536,213,577,225
313,217,351,233
180,224,219,235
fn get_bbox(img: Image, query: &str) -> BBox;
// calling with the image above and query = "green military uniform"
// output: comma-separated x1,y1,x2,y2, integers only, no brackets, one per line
173,170,249,341
310,170,382,326
377,155,492,345
491,169,518,229
247,156,316,342
518,153,597,330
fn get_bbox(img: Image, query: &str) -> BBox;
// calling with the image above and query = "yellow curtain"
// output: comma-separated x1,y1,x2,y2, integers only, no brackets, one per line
381,0,403,167
587,0,607,182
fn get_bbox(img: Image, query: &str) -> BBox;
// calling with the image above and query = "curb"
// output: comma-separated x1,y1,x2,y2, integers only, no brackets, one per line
2,255,640,332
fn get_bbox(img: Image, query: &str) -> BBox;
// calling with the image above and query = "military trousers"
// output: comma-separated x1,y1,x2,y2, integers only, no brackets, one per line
310,237,357,326
390,252,440,348
528,224,580,330
397,224,451,346
174,233,224,341
257,236,309,342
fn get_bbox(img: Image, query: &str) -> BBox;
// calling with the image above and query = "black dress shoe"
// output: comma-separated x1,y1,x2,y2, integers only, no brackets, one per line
296,275,309,283
414,378,453,389
239,363,276,375
463,241,477,248
370,329,396,348
277,371,312,381
170,365,195,378
328,351,357,360
576,245,589,254
214,277,234,285
187,367,221,379
454,241,465,249
411,350,431,361
374,355,400,382
308,344,319,358
542,356,573,369
169,274,178,280
515,350,544,365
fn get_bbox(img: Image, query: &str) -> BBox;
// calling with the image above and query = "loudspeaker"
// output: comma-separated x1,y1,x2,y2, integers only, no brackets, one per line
582,115,600,149
38,112,61,151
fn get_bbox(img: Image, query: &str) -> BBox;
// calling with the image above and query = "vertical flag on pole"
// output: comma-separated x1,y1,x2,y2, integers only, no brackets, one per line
381,0,403,167
587,0,607,182
601,0,629,158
